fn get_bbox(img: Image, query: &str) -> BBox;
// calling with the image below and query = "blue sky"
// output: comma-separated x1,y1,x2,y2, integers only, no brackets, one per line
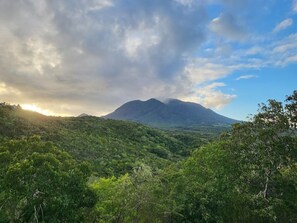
202,0,297,119
0,0,296,119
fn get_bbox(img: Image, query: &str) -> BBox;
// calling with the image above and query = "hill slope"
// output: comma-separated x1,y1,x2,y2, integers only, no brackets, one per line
104,98,238,128
0,104,206,176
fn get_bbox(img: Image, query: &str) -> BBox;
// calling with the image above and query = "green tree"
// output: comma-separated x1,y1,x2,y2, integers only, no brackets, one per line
0,137,96,223
181,91,297,222
90,174,132,223
285,90,297,129
90,163,180,223
182,141,239,222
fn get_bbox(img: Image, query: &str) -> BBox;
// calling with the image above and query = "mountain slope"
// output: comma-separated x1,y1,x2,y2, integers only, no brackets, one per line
0,103,207,176
104,98,238,128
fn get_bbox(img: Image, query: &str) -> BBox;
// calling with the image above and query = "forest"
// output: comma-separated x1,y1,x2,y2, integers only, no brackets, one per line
0,91,296,223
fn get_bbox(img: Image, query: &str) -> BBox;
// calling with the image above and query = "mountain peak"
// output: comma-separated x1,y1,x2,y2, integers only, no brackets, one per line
146,98,164,104
104,98,238,128
77,113,89,117
160,98,179,104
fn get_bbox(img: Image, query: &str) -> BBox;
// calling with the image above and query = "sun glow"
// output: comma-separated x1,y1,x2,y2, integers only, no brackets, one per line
21,104,54,116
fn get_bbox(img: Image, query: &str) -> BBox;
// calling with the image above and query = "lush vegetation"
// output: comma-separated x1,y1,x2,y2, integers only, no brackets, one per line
0,106,207,176
0,91,296,222
0,137,95,222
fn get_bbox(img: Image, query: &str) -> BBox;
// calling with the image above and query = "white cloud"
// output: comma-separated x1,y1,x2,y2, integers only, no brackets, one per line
175,0,193,6
245,46,264,55
0,0,296,115
272,42,297,53
284,54,297,64
271,33,297,66
24,38,62,74
122,21,161,59
236,75,258,80
21,104,55,116
273,19,293,33
0,0,207,115
0,82,21,96
182,82,236,109
87,0,114,11
184,58,233,83
209,13,246,41
293,0,297,13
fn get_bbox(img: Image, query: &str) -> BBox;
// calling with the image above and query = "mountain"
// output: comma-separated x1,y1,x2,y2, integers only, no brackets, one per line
104,98,238,128
77,113,90,117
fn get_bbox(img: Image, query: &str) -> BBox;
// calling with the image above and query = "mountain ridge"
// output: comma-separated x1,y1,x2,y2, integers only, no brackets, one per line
104,98,238,128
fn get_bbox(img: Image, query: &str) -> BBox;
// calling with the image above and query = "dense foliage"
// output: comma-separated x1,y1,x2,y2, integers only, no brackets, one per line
0,137,95,222
0,106,207,176
89,92,297,223
0,91,296,222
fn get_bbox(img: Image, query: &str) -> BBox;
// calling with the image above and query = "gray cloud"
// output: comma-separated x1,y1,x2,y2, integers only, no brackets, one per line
2,0,291,116
0,0,211,115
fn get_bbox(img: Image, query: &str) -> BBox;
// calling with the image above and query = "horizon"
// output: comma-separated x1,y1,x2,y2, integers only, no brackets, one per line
0,1,296,120
2,97,235,119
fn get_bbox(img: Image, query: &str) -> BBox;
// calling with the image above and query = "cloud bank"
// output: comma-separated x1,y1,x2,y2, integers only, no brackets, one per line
0,0,208,115
0,0,296,115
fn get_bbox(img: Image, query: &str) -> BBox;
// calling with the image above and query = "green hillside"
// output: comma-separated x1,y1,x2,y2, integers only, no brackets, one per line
0,104,207,176
0,91,296,222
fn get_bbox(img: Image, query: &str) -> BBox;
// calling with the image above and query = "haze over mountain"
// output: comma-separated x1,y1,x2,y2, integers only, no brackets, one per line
104,98,238,128
77,113,90,117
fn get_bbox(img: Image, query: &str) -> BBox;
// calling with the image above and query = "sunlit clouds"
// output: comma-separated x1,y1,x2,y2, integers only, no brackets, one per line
181,82,236,109
0,0,297,118
21,104,55,116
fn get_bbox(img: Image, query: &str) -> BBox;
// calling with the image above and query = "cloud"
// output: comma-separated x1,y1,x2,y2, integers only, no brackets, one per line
285,54,297,63
236,75,258,80
293,0,297,13
245,46,264,56
0,82,21,97
271,33,297,66
0,0,296,116
175,0,194,6
184,58,233,83
273,19,293,33
209,13,246,41
87,0,114,11
0,0,208,115
182,82,236,109
21,104,55,116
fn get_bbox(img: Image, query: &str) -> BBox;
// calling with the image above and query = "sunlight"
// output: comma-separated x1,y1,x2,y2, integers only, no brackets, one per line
21,104,54,116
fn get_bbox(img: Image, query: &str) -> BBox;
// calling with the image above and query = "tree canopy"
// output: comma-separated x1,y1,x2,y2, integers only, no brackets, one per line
0,91,296,222
0,137,96,222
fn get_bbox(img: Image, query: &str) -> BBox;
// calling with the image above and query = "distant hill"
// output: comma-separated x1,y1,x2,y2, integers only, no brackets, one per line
0,103,208,176
77,113,90,117
104,98,238,128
